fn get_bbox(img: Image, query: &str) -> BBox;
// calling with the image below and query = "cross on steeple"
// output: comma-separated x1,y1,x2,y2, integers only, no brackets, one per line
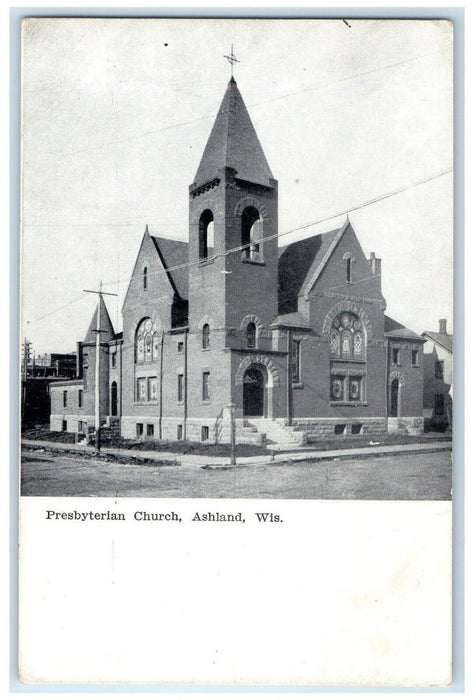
223,44,240,78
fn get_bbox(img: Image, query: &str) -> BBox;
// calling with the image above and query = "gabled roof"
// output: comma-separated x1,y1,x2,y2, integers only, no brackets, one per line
193,78,274,188
84,296,115,344
384,315,425,342
278,226,342,314
150,235,188,300
422,330,453,353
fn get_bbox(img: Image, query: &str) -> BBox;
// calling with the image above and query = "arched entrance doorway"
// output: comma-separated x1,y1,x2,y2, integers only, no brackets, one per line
243,367,265,417
390,378,399,417
111,381,118,417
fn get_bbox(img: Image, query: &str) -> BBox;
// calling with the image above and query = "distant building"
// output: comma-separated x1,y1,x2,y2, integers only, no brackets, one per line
22,352,77,427
422,319,453,429
49,77,426,443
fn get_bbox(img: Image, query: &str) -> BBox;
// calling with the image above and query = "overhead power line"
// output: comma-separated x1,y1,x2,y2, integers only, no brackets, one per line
99,166,452,288
23,166,451,328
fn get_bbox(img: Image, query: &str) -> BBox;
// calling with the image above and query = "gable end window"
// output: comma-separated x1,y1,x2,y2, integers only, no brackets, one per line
330,312,365,361
135,318,159,363
143,266,148,290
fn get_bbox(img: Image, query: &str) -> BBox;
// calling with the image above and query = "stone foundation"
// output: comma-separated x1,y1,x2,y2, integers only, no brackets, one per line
387,416,424,436
50,414,94,432
291,417,388,440
120,415,264,444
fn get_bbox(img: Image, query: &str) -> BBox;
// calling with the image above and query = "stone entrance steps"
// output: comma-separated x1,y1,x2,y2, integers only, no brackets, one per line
245,418,305,450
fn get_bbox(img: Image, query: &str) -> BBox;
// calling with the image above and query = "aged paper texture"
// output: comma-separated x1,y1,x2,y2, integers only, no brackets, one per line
19,18,453,686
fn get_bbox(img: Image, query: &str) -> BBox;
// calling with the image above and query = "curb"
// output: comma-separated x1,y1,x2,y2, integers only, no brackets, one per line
21,439,451,469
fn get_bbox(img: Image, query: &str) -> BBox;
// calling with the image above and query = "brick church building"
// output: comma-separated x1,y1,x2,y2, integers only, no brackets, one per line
50,77,425,445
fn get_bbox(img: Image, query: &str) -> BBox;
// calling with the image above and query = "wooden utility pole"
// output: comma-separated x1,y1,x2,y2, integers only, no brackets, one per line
84,283,117,452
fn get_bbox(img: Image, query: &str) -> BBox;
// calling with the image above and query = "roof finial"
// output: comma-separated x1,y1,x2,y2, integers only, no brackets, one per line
223,44,240,80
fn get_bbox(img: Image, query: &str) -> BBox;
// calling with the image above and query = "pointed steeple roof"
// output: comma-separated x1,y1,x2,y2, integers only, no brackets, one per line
193,78,274,187
84,295,115,343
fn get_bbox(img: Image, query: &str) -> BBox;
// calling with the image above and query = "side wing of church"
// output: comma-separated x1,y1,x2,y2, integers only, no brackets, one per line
50,77,425,444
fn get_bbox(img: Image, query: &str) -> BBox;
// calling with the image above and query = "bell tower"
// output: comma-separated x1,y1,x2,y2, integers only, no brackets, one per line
188,77,279,345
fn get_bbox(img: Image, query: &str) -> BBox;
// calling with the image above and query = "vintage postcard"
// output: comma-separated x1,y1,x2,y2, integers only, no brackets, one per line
19,18,454,686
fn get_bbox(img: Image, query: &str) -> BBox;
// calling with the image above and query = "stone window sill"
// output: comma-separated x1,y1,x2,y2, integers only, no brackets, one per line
292,382,304,389
241,258,266,266
330,401,368,407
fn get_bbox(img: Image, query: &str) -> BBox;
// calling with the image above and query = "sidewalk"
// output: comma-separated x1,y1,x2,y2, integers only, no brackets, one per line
21,437,452,469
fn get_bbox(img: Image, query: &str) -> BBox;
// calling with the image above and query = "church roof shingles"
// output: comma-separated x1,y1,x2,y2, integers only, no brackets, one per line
84,295,115,344
150,235,189,300
278,228,341,314
193,78,274,188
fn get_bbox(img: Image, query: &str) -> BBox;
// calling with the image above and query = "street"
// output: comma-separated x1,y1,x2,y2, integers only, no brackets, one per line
21,447,452,500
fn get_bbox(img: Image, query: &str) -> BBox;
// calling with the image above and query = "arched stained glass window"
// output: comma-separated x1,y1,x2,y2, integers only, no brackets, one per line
341,330,352,358
329,312,365,360
135,318,159,363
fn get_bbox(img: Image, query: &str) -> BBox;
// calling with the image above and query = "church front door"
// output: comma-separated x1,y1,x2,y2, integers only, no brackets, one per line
243,367,265,417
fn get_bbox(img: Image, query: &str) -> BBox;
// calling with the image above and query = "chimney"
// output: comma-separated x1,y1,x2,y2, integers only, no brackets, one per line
369,252,381,276
439,319,447,335
76,341,83,378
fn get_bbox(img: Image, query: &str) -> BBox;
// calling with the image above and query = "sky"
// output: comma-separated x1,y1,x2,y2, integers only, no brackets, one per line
21,18,453,355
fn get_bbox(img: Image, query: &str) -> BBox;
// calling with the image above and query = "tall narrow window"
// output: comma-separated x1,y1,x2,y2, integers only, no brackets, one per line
177,374,184,403
199,209,214,260
246,322,256,348
78,389,83,408
143,266,148,290
63,390,68,408
435,360,444,379
291,339,301,383
202,323,210,349
392,348,400,366
202,372,210,401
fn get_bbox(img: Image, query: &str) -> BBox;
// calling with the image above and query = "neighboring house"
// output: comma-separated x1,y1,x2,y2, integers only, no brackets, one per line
50,77,426,443
422,319,453,430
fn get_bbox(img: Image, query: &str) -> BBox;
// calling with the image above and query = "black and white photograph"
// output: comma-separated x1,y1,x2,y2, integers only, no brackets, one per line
18,16,455,686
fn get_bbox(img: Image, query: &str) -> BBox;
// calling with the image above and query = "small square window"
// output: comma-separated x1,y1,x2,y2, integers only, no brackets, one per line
334,424,346,435
351,423,362,435
146,424,154,437
201,425,210,441
177,341,184,353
